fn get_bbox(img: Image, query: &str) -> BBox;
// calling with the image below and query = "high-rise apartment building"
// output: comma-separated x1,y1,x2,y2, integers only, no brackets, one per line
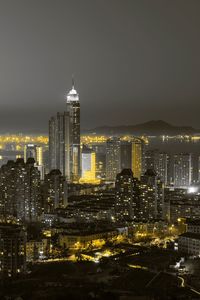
120,141,132,170
131,138,145,179
42,169,68,213
173,153,192,188
49,81,80,182
145,149,169,186
115,169,139,220
0,158,41,222
140,169,164,220
90,143,106,179
106,137,121,181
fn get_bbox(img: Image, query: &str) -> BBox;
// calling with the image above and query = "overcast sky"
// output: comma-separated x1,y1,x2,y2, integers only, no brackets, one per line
0,0,200,133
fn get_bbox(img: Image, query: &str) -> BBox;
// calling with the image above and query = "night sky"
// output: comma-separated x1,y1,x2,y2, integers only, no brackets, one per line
0,0,200,133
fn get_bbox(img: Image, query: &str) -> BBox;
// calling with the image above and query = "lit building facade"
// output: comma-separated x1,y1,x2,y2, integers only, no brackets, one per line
80,145,99,184
59,229,117,250
169,197,200,223
115,169,139,220
131,138,145,179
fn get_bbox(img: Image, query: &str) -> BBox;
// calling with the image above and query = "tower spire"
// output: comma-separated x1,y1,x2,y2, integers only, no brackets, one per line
67,75,79,102
72,75,75,89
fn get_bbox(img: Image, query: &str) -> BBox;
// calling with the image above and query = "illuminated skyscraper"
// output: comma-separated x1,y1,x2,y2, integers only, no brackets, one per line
106,137,121,181
49,80,81,182
80,145,99,184
49,112,69,178
66,80,81,182
131,138,145,179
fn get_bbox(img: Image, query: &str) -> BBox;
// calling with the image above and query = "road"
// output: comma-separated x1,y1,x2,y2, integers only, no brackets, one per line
178,275,200,297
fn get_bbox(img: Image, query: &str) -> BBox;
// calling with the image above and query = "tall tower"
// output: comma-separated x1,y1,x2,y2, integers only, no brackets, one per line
49,79,81,182
49,112,69,178
140,169,164,220
173,153,192,188
131,138,145,179
106,137,121,181
115,169,135,220
66,79,81,182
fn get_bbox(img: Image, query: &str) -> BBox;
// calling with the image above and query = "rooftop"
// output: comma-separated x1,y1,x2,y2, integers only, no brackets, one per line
179,232,200,240
66,85,79,102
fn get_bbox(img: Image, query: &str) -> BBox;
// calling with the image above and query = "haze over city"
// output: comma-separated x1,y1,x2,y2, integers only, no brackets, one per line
0,0,200,132
1,1,200,300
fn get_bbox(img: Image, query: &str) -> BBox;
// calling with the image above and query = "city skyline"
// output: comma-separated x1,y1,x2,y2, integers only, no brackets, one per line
0,0,200,132
1,2,200,298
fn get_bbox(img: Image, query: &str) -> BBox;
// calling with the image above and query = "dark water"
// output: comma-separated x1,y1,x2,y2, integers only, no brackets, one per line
147,137,200,155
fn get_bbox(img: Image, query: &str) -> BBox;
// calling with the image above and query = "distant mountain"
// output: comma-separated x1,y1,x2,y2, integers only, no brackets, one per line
84,120,199,135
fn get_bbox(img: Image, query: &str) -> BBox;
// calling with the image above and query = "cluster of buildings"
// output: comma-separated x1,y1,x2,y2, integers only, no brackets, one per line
178,220,200,256
105,143,193,188
1,81,200,278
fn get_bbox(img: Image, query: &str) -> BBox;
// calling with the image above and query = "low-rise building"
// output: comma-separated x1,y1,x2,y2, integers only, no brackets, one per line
186,219,200,234
26,239,48,261
59,229,118,249
0,223,26,277
178,232,200,255
169,199,200,223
